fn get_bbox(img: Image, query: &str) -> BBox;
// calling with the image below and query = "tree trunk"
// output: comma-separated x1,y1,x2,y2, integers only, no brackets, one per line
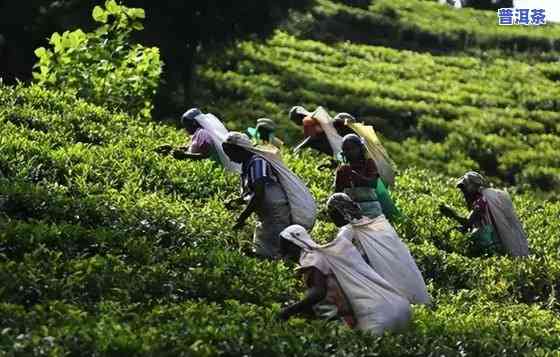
182,43,197,106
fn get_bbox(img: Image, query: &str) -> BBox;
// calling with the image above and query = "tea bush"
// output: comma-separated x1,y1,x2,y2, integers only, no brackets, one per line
291,0,560,55
2,82,560,355
3,0,560,355
193,30,560,191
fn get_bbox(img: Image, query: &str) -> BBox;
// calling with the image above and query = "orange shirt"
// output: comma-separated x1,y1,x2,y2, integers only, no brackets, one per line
302,116,323,138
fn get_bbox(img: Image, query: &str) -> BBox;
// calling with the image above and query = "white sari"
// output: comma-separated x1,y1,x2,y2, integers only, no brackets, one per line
339,215,431,305
281,225,411,334
194,112,241,173
482,188,530,257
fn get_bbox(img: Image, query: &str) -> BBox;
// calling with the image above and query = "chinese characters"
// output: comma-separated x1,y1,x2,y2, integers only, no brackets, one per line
497,8,546,26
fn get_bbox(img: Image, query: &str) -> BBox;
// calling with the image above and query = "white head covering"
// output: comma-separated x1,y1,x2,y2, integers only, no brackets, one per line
326,193,364,224
192,112,241,173
311,107,343,159
224,132,317,230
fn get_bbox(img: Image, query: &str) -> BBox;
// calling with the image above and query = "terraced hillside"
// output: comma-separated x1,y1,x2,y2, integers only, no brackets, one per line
194,0,560,192
2,0,560,355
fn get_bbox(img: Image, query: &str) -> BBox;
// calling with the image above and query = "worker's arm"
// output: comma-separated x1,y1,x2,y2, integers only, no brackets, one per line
466,203,485,229
173,129,213,160
171,147,211,160
334,165,352,192
351,159,378,186
224,196,245,210
233,179,265,230
155,143,211,160
439,204,469,228
278,267,327,320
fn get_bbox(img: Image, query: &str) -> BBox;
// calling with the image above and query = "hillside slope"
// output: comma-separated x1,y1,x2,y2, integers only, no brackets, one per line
1,83,560,355
194,0,560,192
2,0,560,355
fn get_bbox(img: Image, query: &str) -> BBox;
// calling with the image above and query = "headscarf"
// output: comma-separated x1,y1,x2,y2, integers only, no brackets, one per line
252,118,281,148
341,133,367,160
256,118,276,132
182,110,241,173
341,116,396,187
224,132,317,230
334,112,355,123
456,171,490,193
224,131,255,149
289,106,312,125
342,133,363,146
327,193,364,224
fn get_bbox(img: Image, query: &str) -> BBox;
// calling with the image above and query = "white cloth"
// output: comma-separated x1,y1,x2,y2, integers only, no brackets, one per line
340,215,431,305
281,225,411,334
194,113,241,173
309,107,395,187
346,121,396,187
226,133,317,230
312,107,343,159
482,188,530,257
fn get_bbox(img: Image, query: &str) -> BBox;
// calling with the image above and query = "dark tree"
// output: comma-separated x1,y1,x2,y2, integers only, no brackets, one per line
126,0,312,115
0,0,311,116
0,1,93,84
464,0,513,10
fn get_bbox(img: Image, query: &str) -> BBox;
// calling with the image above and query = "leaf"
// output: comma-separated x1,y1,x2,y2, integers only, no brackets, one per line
34,47,49,60
128,8,145,20
105,0,120,15
95,25,110,36
131,22,144,31
92,6,108,23
50,32,62,47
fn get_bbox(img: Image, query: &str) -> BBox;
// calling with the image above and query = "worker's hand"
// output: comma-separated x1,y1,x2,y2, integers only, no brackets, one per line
277,307,292,321
351,170,366,181
337,164,352,174
155,144,173,155
224,197,242,211
439,204,456,218
318,160,337,171
232,219,245,231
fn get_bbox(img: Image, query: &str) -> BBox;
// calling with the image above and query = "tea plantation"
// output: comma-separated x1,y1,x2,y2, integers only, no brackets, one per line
2,0,560,356
195,0,560,193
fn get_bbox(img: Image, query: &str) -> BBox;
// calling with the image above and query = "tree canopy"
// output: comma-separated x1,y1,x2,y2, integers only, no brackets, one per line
0,0,312,116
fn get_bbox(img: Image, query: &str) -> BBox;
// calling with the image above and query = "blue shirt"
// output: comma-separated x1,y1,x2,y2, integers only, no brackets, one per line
241,155,279,193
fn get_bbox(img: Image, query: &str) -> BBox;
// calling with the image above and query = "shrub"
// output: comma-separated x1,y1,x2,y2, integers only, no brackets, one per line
33,0,162,118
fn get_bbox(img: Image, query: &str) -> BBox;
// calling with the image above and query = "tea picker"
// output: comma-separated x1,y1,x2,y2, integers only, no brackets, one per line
439,171,530,257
